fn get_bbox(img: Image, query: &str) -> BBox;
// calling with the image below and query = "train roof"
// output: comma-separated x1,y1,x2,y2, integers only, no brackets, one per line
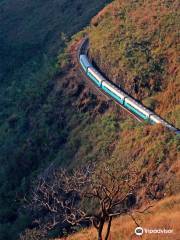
88,66,106,82
102,82,152,116
151,114,177,128
80,55,92,68
125,97,153,116
102,80,127,99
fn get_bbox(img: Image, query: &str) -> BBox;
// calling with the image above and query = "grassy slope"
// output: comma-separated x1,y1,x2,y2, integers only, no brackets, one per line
64,0,180,200
0,0,179,239
60,195,180,240
0,0,112,239
88,0,180,128
52,1,180,239
34,31,178,239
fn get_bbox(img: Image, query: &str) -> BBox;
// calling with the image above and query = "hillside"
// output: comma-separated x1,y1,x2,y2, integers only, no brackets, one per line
65,0,180,200
1,0,180,239
50,0,180,239
0,0,112,79
0,0,112,239
59,195,180,240
21,32,179,240
88,0,180,128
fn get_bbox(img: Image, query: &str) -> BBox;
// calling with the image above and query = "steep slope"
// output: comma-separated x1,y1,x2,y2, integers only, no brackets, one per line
0,1,112,239
1,0,179,239
60,195,180,240
0,0,112,80
21,34,179,239
88,0,180,128
72,0,180,203
47,0,180,239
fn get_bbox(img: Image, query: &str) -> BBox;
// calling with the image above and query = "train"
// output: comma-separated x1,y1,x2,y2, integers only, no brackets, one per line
79,54,179,134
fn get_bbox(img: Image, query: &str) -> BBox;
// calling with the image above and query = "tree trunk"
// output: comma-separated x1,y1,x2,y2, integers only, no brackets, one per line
105,216,112,240
97,219,105,240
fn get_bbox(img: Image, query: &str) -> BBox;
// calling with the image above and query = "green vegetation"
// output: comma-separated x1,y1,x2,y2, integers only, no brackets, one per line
0,0,179,239
55,112,120,168
0,0,112,239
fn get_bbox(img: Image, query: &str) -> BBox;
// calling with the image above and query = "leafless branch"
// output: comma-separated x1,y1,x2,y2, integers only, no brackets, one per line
28,163,142,240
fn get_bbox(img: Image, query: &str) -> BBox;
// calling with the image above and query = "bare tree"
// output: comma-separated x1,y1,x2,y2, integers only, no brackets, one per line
29,162,141,240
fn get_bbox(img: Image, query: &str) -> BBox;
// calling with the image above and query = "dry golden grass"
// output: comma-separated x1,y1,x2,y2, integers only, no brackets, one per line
57,195,180,240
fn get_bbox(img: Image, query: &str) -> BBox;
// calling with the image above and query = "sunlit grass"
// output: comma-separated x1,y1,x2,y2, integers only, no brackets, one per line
58,195,180,240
